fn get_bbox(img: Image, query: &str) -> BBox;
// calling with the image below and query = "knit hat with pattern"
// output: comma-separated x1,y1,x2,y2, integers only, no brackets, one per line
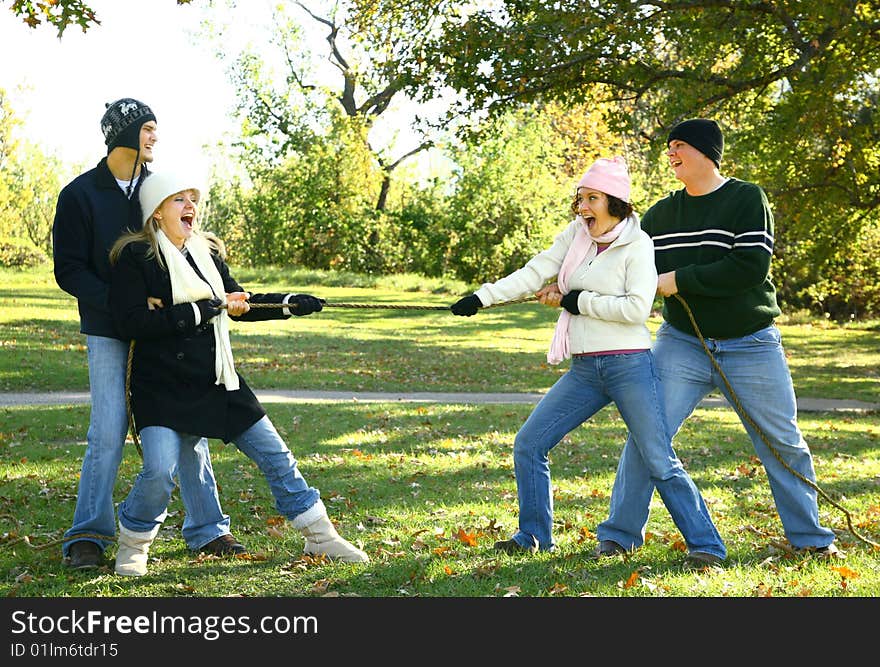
100,98,156,153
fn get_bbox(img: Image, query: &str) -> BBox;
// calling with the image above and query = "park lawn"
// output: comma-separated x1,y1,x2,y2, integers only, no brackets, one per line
1,265,878,402
1,401,879,598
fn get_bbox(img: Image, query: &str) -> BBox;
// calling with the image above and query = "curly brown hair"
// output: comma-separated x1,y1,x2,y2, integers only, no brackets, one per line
570,191,633,220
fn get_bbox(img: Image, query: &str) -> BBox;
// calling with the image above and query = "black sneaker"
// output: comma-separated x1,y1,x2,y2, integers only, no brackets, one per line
493,538,538,554
66,541,103,569
199,534,248,556
684,551,724,568
593,540,627,557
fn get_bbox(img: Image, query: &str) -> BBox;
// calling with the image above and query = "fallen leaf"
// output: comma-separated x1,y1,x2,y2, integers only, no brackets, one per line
754,583,773,597
831,566,859,579
454,528,479,547
311,579,332,594
670,537,688,553
577,527,595,543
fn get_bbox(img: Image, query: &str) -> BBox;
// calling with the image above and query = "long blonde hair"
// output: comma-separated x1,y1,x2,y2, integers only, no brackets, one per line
110,209,226,270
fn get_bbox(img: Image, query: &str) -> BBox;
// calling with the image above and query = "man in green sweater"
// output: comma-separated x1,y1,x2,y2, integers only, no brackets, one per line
594,119,838,559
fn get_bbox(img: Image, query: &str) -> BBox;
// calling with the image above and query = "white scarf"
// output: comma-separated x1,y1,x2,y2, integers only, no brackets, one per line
156,229,239,391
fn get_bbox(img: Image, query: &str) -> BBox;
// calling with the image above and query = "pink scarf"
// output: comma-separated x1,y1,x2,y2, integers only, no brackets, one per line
547,216,627,364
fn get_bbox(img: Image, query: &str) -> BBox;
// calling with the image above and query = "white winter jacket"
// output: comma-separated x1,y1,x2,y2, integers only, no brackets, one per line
474,214,657,355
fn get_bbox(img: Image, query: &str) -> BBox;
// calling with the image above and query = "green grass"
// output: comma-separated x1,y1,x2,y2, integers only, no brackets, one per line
2,403,879,597
2,265,878,401
1,265,879,598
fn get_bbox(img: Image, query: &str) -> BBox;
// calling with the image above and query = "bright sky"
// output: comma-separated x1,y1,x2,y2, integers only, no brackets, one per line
0,0,251,177
1,0,453,187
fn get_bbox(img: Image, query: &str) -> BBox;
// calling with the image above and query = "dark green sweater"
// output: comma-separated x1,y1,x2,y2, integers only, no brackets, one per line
642,178,781,339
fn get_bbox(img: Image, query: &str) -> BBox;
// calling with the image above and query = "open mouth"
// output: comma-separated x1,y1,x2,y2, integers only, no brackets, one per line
670,159,682,168
181,213,194,229
584,215,596,229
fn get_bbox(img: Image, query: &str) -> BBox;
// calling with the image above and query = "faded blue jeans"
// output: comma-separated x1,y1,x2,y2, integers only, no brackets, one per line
509,351,725,559
64,335,231,555
597,322,836,550
119,415,325,537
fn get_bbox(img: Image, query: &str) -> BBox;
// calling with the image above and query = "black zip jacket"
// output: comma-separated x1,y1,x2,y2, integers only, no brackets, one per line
52,158,148,338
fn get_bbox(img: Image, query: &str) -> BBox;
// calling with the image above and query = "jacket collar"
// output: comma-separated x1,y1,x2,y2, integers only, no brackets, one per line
609,213,642,247
96,157,151,192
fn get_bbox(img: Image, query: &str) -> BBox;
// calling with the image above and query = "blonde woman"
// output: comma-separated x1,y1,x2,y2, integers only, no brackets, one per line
108,171,368,576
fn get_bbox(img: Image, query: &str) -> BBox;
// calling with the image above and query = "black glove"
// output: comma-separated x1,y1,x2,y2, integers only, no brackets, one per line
288,294,324,316
561,290,583,315
451,293,483,316
196,297,223,322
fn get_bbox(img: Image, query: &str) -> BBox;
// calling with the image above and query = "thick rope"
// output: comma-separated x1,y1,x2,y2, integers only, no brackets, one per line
221,295,539,311
673,293,878,550
125,340,143,459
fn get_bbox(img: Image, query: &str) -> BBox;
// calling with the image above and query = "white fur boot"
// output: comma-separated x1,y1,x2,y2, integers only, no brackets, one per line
115,523,160,577
300,513,369,563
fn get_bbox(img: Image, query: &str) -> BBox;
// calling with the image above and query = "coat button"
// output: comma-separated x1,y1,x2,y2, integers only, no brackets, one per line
176,352,184,360
177,320,186,329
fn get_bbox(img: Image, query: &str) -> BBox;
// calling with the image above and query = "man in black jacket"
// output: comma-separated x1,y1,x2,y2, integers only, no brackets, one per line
52,99,244,569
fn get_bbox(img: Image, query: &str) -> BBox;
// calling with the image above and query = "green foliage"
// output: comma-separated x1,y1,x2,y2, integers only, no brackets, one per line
441,106,576,282
0,88,67,256
7,0,99,35
6,0,193,36
799,219,880,321
424,0,880,316
0,236,48,267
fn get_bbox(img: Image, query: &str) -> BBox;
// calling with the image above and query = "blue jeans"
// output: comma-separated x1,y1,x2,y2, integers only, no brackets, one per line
64,335,231,554
597,323,836,550
509,351,725,558
119,415,324,537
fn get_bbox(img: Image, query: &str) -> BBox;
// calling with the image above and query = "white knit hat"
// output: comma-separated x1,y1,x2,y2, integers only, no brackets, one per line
139,171,203,225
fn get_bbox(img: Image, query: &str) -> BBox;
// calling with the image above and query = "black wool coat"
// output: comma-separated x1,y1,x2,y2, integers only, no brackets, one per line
53,159,149,338
111,241,292,442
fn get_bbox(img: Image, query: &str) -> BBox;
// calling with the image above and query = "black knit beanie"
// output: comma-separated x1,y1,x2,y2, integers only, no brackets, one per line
100,98,156,153
667,118,724,167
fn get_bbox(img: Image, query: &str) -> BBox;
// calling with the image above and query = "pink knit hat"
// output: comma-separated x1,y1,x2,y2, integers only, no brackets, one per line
577,156,631,203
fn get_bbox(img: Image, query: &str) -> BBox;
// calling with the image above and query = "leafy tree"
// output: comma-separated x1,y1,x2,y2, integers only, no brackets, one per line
5,0,192,36
0,89,64,261
0,88,22,223
441,102,621,283
206,0,439,212
423,0,880,316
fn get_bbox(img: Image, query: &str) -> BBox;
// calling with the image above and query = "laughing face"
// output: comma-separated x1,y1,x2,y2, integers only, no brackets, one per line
575,187,618,237
666,139,710,182
139,120,158,163
155,189,199,248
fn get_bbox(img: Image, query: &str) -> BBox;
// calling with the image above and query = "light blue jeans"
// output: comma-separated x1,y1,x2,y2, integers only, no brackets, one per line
119,415,324,537
597,323,836,550
64,335,231,555
509,351,726,558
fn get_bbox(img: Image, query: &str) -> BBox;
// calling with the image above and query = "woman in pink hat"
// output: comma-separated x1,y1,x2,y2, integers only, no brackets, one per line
450,157,726,566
